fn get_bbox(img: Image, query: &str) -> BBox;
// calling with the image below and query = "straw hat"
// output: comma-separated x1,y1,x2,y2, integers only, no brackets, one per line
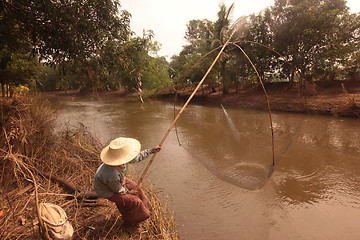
100,137,141,166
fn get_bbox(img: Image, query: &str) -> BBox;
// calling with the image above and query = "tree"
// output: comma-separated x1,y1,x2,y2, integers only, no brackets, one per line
52,31,170,93
185,19,213,53
211,2,235,94
271,0,356,83
240,9,276,82
142,56,172,91
344,13,360,81
0,0,132,94
3,0,131,65
174,4,236,93
171,0,359,93
170,20,217,89
0,49,41,97
115,32,160,92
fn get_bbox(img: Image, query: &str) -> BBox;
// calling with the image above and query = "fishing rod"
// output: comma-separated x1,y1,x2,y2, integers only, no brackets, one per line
135,20,243,189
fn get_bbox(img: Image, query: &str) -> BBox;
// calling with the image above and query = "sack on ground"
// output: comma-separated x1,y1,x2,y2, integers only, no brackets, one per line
39,203,73,240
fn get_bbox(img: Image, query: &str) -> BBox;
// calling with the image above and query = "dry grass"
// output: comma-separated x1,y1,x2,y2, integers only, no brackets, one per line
0,95,179,240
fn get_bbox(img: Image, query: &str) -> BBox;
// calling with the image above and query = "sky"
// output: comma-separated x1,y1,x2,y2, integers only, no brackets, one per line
121,0,360,60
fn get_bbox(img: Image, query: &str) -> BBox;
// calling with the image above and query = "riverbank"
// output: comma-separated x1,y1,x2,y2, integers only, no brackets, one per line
0,96,178,239
155,80,360,118
44,80,360,118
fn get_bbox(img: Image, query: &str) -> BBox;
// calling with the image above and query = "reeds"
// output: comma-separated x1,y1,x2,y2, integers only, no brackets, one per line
0,95,179,240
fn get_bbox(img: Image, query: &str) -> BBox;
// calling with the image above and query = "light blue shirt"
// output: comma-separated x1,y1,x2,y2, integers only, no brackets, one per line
94,148,155,198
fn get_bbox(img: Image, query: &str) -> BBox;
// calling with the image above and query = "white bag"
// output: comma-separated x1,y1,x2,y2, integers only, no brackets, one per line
39,203,73,240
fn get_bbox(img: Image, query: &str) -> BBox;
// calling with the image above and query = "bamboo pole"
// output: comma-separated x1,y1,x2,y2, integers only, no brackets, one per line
136,31,236,188
231,43,275,166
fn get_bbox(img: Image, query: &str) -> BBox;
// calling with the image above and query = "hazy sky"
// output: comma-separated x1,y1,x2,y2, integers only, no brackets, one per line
121,0,360,60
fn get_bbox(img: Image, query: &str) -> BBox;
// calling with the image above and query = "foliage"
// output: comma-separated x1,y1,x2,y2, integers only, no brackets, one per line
170,44,216,88
1,0,172,94
170,0,359,90
2,0,359,96
44,32,172,92
97,32,171,92
211,2,235,94
142,56,172,91
0,48,42,96
2,0,131,65
239,9,276,82
270,0,358,82
170,8,238,92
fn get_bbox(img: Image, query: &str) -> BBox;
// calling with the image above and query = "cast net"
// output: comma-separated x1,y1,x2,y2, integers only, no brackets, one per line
174,101,300,190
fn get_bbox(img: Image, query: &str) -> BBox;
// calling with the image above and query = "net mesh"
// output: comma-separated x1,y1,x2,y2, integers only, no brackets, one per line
174,103,300,190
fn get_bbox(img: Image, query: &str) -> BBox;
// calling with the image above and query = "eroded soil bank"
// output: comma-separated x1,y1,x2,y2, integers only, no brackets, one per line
155,81,360,118
43,80,360,118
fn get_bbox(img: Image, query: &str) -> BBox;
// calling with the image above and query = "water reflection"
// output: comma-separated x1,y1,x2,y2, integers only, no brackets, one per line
273,115,360,208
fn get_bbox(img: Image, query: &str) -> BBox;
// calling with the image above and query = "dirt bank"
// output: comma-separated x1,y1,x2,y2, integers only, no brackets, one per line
155,81,360,118
42,80,360,118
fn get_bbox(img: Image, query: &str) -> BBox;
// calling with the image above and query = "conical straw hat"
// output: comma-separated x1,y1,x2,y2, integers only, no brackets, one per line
100,137,141,166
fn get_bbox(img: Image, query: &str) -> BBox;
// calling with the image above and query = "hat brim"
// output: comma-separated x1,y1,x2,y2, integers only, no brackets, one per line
100,138,141,166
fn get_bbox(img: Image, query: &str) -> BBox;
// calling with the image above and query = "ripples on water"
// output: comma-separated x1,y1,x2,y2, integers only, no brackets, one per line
49,96,360,240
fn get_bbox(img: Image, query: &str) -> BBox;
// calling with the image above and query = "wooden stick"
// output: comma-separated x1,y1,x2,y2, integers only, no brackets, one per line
136,29,238,188
231,43,275,166
7,184,33,198
12,156,50,239
37,170,99,199
39,171,80,193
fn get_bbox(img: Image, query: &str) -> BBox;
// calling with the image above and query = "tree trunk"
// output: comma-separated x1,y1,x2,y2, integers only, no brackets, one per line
221,61,228,94
289,71,294,83
211,85,216,93
9,85,14,97
6,84,10,97
329,72,335,81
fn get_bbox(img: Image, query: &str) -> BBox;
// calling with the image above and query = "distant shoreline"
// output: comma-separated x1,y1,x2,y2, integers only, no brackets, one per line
42,80,360,118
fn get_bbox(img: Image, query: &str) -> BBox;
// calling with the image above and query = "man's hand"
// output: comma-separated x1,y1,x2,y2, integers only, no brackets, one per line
129,189,138,195
153,145,161,153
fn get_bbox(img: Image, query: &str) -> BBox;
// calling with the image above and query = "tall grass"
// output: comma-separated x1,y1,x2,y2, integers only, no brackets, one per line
0,95,178,239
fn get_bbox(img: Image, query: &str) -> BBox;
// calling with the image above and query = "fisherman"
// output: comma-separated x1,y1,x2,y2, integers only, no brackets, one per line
94,137,161,234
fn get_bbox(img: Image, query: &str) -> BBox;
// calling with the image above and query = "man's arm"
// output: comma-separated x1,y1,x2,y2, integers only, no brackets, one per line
130,145,161,163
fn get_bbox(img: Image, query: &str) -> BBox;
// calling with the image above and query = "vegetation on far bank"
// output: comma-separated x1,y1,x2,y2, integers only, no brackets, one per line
0,96,178,239
1,0,359,99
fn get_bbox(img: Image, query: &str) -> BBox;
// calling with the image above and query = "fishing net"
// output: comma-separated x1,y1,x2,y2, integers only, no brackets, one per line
174,102,300,190
160,15,307,190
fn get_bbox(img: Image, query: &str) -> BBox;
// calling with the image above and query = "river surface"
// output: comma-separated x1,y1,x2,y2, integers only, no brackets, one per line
48,96,360,240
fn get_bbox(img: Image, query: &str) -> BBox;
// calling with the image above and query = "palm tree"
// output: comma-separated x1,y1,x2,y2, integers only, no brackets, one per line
211,2,235,94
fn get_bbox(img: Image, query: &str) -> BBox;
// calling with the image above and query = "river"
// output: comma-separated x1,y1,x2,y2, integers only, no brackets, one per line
48,95,360,240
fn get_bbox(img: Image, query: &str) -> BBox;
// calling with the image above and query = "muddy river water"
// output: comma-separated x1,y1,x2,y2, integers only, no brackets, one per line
48,96,360,240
